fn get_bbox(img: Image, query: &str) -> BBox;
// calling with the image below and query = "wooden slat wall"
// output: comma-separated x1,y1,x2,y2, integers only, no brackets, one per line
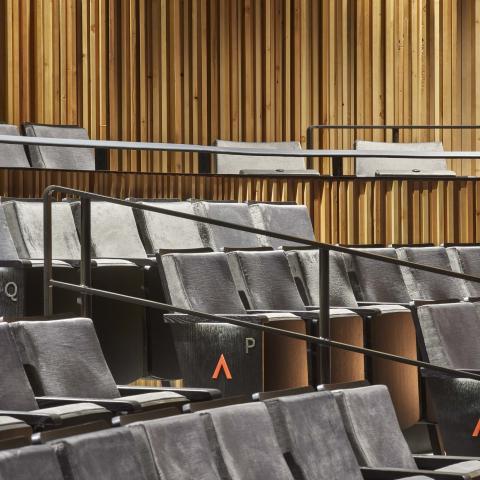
1,168,477,246
2,1,480,175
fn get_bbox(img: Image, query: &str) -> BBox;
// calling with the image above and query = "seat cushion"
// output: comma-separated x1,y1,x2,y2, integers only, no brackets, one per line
227,250,306,310
354,140,450,177
215,140,306,174
194,201,260,250
0,445,63,480
3,201,81,260
249,203,315,248
121,391,185,409
265,391,364,480
159,252,247,314
203,402,294,480
11,318,121,399
23,124,95,170
129,414,223,480
334,385,417,469
135,201,204,253
0,124,30,168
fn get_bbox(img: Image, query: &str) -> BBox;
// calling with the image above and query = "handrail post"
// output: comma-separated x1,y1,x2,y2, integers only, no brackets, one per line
43,191,54,315
80,198,92,317
318,247,331,384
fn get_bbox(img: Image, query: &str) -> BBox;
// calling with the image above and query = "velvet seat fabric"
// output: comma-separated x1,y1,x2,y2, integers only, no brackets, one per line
23,124,95,170
248,203,315,248
0,124,31,168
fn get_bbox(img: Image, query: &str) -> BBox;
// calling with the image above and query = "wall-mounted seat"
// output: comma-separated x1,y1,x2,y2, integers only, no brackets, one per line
22,123,95,170
214,139,319,175
0,124,31,168
354,140,455,177
248,202,315,248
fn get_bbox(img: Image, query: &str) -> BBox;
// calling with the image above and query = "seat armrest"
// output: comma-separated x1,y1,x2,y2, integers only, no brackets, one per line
305,305,381,318
0,410,62,428
164,313,265,325
361,466,469,479
357,301,411,308
246,309,318,321
35,396,141,413
414,455,480,471
117,386,221,401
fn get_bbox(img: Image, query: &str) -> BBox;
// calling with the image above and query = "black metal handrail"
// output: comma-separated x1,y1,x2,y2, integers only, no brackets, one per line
42,185,480,387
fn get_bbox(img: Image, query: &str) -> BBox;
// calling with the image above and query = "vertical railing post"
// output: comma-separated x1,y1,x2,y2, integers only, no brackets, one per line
318,247,331,385
392,127,400,143
80,197,92,317
43,191,54,315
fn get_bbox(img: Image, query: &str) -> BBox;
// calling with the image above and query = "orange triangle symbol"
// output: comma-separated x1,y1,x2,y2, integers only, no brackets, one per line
473,419,480,437
212,354,233,380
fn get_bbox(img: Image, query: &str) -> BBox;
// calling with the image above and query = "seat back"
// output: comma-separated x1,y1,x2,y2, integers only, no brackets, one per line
265,391,363,480
193,201,260,250
348,247,410,303
3,200,81,260
287,249,358,307
203,402,294,480
333,385,417,469
414,302,480,369
0,446,63,480
23,123,95,170
227,250,306,310
71,201,148,259
0,205,21,261
447,246,480,297
158,252,246,314
0,124,31,168
397,246,468,300
11,318,120,398
133,200,204,253
214,140,306,174
354,140,453,177
248,203,315,248
129,414,222,480
0,323,38,411
53,427,153,480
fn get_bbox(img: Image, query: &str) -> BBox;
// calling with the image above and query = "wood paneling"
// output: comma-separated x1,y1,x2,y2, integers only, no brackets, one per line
2,1,480,175
2,168,479,246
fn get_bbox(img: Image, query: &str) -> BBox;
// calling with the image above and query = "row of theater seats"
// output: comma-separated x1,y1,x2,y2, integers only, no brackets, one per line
0,122,456,177
1,383,479,479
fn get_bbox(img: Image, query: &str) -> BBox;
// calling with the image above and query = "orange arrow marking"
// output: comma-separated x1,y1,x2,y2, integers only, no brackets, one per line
473,419,480,437
212,354,232,380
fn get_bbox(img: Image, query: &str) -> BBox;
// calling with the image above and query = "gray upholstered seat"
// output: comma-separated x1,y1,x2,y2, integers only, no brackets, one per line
11,318,185,409
0,445,64,480
132,200,204,253
447,246,480,297
53,427,155,480
23,123,95,170
128,414,222,479
348,247,411,303
354,140,455,177
193,201,260,250
214,139,318,175
334,384,480,473
397,247,469,301
0,124,31,168
248,202,315,248
202,402,294,479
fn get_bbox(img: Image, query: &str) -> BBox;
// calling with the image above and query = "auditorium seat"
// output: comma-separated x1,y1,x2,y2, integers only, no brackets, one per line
412,302,480,455
334,384,480,473
0,445,64,479
397,246,469,301
446,246,480,297
354,140,455,177
226,249,364,384
52,427,155,480
22,123,95,170
158,250,309,394
9,317,222,417
193,200,261,250
214,139,319,175
0,124,31,168
248,202,315,248
0,416,32,450
127,414,222,479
